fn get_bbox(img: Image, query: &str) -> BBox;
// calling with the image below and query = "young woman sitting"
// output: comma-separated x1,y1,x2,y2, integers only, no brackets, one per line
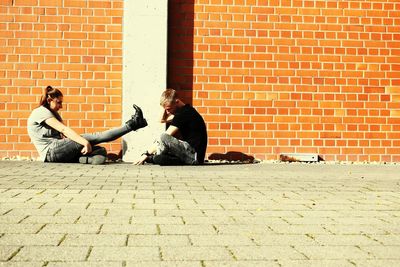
27,86,147,164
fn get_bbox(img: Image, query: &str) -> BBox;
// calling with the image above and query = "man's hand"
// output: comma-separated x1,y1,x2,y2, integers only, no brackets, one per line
134,154,148,165
160,109,174,123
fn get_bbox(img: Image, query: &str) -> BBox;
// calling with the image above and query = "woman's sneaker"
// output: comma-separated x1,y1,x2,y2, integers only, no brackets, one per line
126,104,148,131
79,155,106,165
79,146,107,165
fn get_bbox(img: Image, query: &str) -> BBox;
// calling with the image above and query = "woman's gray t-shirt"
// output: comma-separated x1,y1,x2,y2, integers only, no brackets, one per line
27,106,62,161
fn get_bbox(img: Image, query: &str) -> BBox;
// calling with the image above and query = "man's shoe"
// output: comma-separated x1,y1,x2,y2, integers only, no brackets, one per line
144,154,154,164
153,154,183,166
126,104,148,131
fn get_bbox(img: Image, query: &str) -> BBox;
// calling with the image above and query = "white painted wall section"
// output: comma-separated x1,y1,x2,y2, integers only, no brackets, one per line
122,0,168,161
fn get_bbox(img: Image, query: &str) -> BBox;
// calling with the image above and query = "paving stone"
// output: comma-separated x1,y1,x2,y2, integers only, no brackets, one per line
294,245,372,260
189,234,254,246
360,245,400,259
229,246,306,260
350,260,400,267
47,263,122,267
22,215,79,224
203,261,280,267
269,224,332,235
0,224,44,234
252,234,318,246
312,234,381,246
161,246,232,261
39,224,101,234
6,208,60,216
0,234,63,246
0,215,27,224
322,224,388,235
182,216,235,225
88,247,159,261
131,216,183,225
278,260,355,267
126,261,202,267
372,234,400,245
0,262,44,267
11,246,89,261
128,234,190,246
100,224,157,234
155,210,205,217
61,234,127,246
108,209,155,217
215,225,274,235
159,225,217,235
232,216,287,225
77,215,131,224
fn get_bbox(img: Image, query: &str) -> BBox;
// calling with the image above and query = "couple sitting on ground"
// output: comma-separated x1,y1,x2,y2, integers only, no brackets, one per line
27,86,208,165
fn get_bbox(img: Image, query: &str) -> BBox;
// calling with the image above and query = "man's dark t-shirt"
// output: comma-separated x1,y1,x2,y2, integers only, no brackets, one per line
171,104,207,164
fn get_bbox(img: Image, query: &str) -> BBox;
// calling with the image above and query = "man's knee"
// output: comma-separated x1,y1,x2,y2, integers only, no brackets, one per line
159,133,171,143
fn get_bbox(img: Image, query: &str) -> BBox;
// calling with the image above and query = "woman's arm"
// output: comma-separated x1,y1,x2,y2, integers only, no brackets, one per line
45,117,92,154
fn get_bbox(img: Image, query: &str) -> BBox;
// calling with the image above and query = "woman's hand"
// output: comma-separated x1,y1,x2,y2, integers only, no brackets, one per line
45,117,93,154
81,141,92,155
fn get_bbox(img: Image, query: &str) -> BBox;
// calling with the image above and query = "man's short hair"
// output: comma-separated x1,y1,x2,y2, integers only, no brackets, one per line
160,88,178,106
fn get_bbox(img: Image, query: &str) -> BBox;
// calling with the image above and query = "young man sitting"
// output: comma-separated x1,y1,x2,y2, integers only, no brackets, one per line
134,89,207,165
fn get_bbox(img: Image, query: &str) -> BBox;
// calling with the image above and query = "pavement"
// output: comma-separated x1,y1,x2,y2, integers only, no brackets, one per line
0,160,399,267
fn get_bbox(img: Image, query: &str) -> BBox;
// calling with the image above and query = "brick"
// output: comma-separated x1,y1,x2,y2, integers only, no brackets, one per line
12,246,88,261
88,247,159,261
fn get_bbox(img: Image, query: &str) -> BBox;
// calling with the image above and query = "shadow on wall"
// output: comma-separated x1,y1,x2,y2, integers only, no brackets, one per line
207,152,258,164
167,0,194,104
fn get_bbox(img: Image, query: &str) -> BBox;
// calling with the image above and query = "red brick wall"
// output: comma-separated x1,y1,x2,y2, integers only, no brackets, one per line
1,1,400,162
0,0,124,159
169,0,400,162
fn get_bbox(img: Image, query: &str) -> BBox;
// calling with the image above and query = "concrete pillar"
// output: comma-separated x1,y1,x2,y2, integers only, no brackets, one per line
122,1,168,161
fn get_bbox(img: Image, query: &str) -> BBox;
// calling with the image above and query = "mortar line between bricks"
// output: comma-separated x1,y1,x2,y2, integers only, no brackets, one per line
363,233,384,245
57,234,67,246
156,224,161,234
17,215,29,224
158,246,164,261
85,246,93,261
2,209,12,215
291,244,310,260
35,224,47,234
53,208,61,216
347,259,357,266
355,244,375,258
226,246,238,260
6,246,23,261
74,216,81,224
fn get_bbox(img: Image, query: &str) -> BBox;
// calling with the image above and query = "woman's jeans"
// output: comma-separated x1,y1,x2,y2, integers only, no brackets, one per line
154,133,198,165
45,125,131,162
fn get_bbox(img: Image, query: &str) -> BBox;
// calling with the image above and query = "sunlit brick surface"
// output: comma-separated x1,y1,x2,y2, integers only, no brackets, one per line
0,0,124,159
168,0,400,162
1,1,400,162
